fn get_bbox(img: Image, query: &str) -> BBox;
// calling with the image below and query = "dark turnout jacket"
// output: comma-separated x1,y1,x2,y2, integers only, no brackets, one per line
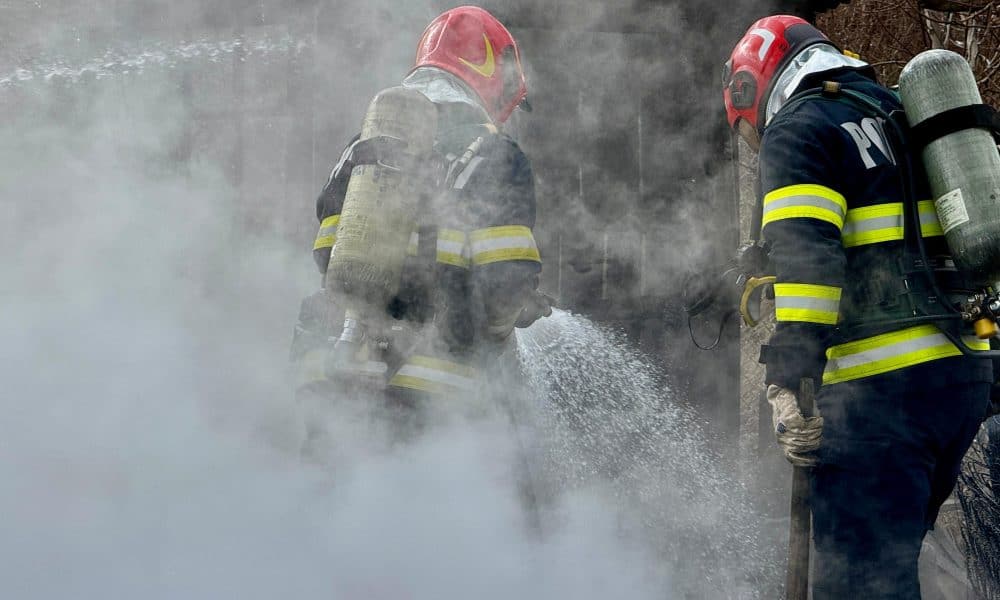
757,69,992,390
311,114,541,360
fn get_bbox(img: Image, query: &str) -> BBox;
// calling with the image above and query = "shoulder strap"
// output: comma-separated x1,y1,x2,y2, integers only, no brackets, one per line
780,81,888,121
909,104,1000,150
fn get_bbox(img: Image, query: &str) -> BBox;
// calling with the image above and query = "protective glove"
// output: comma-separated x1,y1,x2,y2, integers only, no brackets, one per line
515,290,555,329
767,384,823,468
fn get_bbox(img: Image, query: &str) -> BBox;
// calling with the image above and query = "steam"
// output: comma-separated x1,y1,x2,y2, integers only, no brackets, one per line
0,34,305,87
518,310,778,597
0,62,676,599
1,2,784,599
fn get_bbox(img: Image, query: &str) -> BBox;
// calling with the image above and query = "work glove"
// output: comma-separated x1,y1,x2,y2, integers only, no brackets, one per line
767,384,823,468
515,290,555,329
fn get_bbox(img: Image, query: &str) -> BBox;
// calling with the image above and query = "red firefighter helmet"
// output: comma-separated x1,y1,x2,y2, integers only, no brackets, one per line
413,6,528,123
723,15,831,133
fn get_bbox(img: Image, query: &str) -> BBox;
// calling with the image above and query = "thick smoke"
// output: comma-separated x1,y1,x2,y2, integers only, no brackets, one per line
0,38,675,600
2,1,785,599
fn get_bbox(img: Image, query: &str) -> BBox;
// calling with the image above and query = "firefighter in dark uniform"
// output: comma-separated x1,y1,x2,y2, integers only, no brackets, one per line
724,16,994,599
291,7,549,442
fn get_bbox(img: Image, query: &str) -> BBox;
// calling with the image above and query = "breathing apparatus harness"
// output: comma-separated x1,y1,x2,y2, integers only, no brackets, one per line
793,80,1000,356
326,124,498,379
686,77,1000,356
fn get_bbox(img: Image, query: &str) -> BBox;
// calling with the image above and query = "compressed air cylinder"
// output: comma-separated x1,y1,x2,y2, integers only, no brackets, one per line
899,49,1000,289
327,86,437,310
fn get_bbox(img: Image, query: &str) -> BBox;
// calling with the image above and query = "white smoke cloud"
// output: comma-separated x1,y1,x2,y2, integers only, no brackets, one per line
0,74,680,598
0,23,673,600
0,3,787,599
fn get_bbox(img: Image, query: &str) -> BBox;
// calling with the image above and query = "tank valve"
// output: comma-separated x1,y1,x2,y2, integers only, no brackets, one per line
973,296,1000,339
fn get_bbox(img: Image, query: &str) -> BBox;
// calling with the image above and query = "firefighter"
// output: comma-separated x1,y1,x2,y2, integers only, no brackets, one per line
723,16,994,599
291,6,549,446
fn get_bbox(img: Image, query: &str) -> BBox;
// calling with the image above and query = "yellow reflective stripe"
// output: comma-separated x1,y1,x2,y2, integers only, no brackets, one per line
842,203,903,248
388,355,478,395
438,229,466,243
469,225,540,265
762,184,847,230
840,201,944,247
774,283,842,325
823,325,987,385
386,375,441,393
918,200,944,238
437,228,470,268
965,336,993,351
407,355,476,378
312,214,340,250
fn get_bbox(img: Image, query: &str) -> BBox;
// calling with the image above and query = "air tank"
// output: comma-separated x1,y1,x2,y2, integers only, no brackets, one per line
899,49,1000,290
326,86,437,312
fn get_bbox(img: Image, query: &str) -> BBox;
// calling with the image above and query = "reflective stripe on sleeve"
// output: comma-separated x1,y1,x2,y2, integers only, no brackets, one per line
469,225,541,265
774,283,841,325
762,184,847,230
437,228,471,268
840,201,944,248
388,355,479,395
822,325,990,385
918,200,944,238
842,203,903,248
312,215,340,250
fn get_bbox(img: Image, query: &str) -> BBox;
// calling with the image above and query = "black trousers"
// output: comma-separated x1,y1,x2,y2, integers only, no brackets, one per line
809,370,990,600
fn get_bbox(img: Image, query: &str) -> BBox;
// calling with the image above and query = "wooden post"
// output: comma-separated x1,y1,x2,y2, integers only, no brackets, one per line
786,377,815,600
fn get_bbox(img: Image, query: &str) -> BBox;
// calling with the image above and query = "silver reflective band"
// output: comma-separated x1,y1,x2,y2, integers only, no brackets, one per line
842,214,902,237
761,187,847,230
388,355,479,395
825,331,951,373
822,324,990,385
774,283,841,324
919,200,944,236
394,364,476,392
436,231,471,268
437,237,466,256
470,235,535,254
764,194,846,217
840,202,945,247
841,203,904,247
317,222,338,239
775,295,840,314
469,225,541,265
313,214,341,250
